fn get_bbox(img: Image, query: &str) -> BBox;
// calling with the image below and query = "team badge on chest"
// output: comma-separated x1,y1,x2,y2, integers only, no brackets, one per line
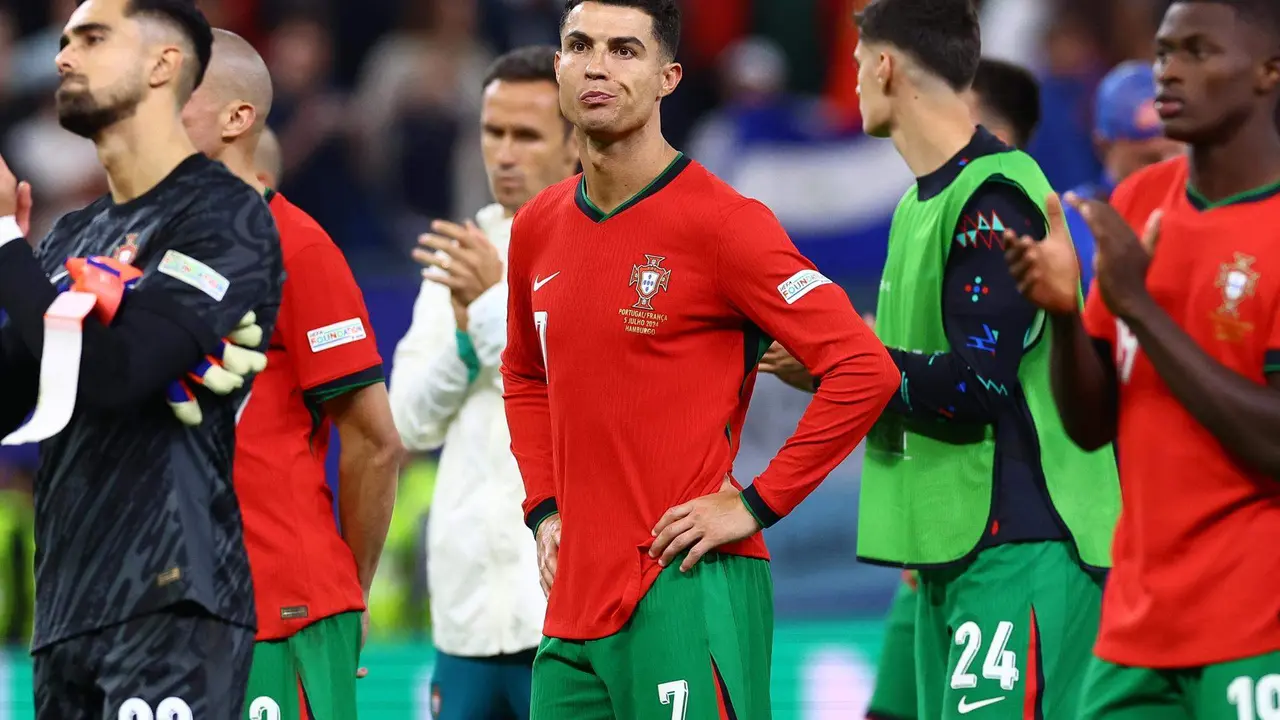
620,254,672,335
113,233,140,265
629,254,671,310
1211,252,1260,341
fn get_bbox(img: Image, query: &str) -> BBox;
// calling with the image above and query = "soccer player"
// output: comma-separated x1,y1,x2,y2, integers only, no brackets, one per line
389,45,579,720
862,55,1046,720
1004,1,1280,717
0,0,283,716
1062,61,1184,287
850,1,1121,719
181,29,401,719
502,1,898,717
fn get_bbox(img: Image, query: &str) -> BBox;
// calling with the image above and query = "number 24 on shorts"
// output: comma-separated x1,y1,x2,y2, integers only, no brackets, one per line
952,620,1020,691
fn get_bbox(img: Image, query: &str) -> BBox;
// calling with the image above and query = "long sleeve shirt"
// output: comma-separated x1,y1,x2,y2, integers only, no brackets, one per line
502,156,898,640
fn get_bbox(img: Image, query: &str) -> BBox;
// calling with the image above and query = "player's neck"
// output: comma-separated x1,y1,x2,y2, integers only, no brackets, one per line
1188,111,1280,202
578,122,679,214
890,93,976,178
220,145,268,196
95,107,199,205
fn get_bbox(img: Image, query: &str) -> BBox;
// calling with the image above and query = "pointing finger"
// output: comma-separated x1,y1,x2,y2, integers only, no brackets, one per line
1141,209,1163,254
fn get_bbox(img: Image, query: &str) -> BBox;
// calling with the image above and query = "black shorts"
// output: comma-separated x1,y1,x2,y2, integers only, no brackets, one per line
33,602,254,719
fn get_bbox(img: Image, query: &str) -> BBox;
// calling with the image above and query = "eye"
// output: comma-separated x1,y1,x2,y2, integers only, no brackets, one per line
570,41,587,53
615,47,635,58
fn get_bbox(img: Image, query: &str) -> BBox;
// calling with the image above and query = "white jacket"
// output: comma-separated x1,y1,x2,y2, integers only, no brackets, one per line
389,203,545,657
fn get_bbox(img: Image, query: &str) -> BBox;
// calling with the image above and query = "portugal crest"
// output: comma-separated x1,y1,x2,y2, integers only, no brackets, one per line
1215,252,1260,317
629,254,671,310
114,233,140,265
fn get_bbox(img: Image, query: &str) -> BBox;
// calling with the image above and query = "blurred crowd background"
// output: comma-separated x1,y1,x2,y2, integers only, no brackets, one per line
0,0,1176,716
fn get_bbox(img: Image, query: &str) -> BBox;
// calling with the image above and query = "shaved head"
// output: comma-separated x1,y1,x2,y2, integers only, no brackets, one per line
204,28,272,132
180,28,272,161
255,126,283,188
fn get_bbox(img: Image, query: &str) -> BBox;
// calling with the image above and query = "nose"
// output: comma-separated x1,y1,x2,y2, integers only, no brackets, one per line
1154,55,1179,87
584,47,608,81
55,45,75,77
496,137,519,167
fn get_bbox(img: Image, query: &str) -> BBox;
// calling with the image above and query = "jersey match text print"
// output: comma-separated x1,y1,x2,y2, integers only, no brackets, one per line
951,620,1020,691
1226,674,1280,720
658,680,689,720
118,697,192,720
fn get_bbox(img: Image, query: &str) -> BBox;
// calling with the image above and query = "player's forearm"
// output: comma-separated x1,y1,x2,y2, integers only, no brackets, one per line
467,283,508,367
0,240,213,412
744,338,898,526
1049,311,1118,450
388,345,471,451
1124,299,1280,476
334,389,404,594
502,370,558,530
884,347,1013,423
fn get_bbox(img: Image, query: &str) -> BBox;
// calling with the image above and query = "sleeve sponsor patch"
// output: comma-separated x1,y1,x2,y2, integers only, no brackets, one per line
777,269,832,305
157,250,230,301
307,317,367,353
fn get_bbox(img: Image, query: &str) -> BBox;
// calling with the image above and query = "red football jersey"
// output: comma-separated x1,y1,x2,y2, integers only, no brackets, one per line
1083,157,1280,667
502,155,896,640
235,191,384,641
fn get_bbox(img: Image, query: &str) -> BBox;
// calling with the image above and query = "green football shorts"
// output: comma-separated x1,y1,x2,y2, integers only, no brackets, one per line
915,541,1103,720
1079,649,1280,719
244,611,362,720
868,577,919,719
530,552,773,720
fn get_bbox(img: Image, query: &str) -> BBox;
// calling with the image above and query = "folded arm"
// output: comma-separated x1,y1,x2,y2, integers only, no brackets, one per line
884,182,1045,424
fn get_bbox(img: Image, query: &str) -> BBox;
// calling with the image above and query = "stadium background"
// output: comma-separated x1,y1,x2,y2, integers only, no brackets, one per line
0,0,1165,716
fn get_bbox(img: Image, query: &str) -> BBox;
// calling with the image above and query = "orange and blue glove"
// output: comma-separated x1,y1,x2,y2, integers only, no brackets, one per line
165,312,267,426
61,256,268,426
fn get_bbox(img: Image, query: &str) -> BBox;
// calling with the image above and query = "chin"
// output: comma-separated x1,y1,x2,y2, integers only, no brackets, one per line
1158,117,1211,145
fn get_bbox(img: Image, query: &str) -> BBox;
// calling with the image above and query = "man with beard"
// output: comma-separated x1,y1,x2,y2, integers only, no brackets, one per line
0,0,282,717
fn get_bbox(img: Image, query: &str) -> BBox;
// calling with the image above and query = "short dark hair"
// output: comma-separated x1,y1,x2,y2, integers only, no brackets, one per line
121,0,213,94
971,58,1041,149
1177,0,1280,37
856,0,981,92
482,45,559,89
560,0,681,60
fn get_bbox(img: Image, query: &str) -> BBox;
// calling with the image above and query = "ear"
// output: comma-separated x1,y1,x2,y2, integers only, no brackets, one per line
554,50,563,81
221,101,258,143
878,51,895,94
658,61,683,99
148,45,184,90
1260,53,1280,95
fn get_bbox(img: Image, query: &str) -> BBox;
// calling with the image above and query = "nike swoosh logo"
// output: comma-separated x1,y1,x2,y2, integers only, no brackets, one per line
533,272,560,291
958,696,1006,714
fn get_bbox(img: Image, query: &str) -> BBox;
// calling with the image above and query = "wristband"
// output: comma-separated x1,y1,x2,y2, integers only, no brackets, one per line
0,215,22,249
3,291,98,445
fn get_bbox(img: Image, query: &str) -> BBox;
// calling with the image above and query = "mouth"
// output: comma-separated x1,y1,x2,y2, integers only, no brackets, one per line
579,90,616,107
1154,94,1185,119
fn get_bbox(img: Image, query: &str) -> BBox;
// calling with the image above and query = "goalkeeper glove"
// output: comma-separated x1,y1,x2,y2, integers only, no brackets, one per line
63,256,142,324
166,311,268,426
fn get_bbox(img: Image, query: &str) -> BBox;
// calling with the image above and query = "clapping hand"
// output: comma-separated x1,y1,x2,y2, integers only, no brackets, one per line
413,220,503,306
0,152,33,237
1003,192,1082,315
1066,195,1161,319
